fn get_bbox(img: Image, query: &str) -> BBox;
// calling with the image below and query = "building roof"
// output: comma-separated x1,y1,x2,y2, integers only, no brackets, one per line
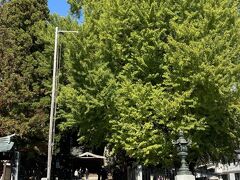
0,134,15,152
78,152,106,159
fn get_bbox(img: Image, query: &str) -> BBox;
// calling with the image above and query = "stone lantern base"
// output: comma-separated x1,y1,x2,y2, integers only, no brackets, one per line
175,174,195,180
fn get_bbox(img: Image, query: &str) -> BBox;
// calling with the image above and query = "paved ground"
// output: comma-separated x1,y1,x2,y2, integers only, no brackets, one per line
81,173,112,180
80,174,97,180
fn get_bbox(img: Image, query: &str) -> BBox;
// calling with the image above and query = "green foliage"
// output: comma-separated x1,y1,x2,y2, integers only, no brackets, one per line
42,14,80,152
0,0,51,144
63,0,240,165
67,0,83,18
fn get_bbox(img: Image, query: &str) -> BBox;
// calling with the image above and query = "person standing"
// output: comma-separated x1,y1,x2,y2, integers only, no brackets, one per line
74,169,78,180
85,168,89,180
101,167,107,180
78,168,83,180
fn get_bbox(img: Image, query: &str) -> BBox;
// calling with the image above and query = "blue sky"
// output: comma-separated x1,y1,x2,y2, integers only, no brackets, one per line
48,0,84,23
48,0,70,17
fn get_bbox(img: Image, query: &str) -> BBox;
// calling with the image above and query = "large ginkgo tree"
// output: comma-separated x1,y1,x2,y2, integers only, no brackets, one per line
60,0,240,166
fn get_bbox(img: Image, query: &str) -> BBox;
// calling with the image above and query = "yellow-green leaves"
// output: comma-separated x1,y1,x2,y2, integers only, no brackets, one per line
63,0,240,165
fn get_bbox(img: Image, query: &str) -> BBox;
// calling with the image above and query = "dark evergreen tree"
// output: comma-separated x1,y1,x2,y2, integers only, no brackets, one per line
0,0,51,146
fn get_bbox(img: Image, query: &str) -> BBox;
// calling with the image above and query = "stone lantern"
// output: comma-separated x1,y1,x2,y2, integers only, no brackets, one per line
172,131,195,180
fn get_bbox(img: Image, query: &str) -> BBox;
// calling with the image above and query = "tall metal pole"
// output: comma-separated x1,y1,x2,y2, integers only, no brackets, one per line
47,27,59,180
15,151,20,180
46,27,78,180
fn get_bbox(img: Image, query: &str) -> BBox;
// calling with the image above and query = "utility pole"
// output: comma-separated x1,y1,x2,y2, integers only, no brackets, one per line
47,26,59,180
47,27,78,180
15,151,20,180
